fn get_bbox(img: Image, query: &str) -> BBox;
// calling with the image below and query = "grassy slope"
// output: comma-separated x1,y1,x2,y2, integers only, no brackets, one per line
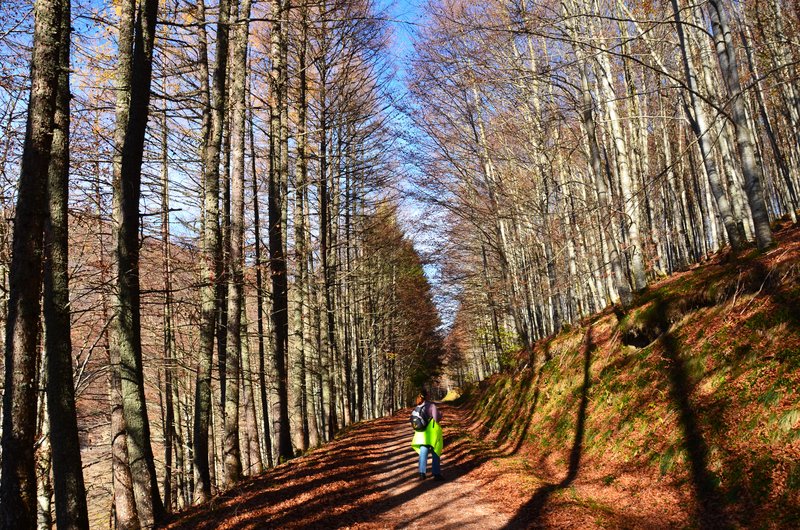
462,224,800,527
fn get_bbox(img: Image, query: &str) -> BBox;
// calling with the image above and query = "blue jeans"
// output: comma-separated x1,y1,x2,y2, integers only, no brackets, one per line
418,445,440,475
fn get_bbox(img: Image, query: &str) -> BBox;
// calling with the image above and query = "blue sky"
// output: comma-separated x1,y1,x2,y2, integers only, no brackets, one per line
380,0,424,63
377,1,460,328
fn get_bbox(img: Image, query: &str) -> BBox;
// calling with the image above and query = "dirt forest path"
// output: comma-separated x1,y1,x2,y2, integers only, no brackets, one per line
163,404,520,529
356,405,514,529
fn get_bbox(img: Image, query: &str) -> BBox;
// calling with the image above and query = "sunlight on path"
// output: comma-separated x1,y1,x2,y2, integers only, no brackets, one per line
368,407,514,529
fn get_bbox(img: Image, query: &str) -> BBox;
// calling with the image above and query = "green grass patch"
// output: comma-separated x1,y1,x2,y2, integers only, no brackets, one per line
658,446,679,475
776,347,800,369
778,409,800,434
757,386,782,406
745,306,792,331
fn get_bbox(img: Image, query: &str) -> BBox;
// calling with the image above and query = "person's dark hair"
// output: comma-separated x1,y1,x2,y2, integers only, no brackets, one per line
415,389,427,406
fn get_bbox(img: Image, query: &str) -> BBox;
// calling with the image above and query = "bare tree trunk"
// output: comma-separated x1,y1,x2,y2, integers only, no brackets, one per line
241,305,263,475
311,239,328,441
671,0,745,251
578,64,631,305
1,0,63,525
110,0,165,524
595,44,648,292
268,0,293,462
41,0,90,524
172,375,187,510
304,171,320,448
738,18,799,222
224,0,252,487
292,0,311,452
106,211,139,530
249,91,273,469
193,0,230,503
706,0,774,250
562,0,631,306
36,374,53,530
159,110,177,512
319,57,340,439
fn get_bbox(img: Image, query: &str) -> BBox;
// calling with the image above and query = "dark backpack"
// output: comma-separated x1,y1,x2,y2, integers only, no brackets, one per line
410,403,430,432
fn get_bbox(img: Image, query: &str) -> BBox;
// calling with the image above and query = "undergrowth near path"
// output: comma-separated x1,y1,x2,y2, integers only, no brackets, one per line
462,223,800,528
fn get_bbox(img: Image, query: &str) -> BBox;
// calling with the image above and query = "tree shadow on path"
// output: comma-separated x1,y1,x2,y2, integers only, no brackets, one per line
162,405,495,529
468,339,550,459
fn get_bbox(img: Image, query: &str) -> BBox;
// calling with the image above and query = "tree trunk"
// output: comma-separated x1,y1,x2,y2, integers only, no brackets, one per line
159,109,176,512
106,208,139,530
670,0,745,251
36,379,53,530
595,45,648,292
41,0,90,524
110,0,165,524
193,0,230,503
319,56,340,440
578,66,631,305
706,0,774,250
249,91,273,469
304,168,320,448
738,18,799,222
241,304,263,475
292,1,310,452
224,0,252,487
268,0,293,462
1,0,63,525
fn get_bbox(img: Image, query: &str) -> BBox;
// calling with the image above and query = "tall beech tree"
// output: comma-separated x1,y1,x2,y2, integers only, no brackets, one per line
0,0,65,525
291,1,311,452
268,0,293,463
110,0,164,525
224,0,253,486
42,0,90,526
193,0,230,503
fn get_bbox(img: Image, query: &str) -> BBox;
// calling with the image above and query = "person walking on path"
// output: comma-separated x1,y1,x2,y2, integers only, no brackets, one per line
410,390,444,480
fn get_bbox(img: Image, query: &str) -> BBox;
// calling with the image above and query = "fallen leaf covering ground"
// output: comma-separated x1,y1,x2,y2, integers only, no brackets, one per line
162,404,697,529
162,405,516,529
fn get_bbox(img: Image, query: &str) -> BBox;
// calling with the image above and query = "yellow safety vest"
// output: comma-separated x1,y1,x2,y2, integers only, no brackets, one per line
411,418,443,456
